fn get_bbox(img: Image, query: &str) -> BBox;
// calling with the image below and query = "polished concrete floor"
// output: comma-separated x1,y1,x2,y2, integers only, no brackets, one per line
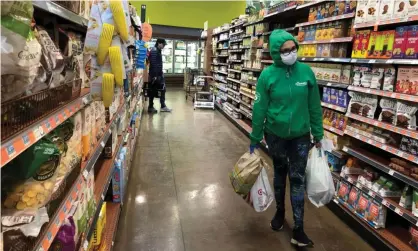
114,89,374,251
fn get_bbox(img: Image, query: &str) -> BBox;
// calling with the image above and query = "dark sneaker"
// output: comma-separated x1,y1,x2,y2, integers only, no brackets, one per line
291,228,314,247
270,210,285,231
148,107,158,113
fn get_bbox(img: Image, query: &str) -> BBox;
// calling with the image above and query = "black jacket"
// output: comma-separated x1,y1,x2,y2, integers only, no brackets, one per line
148,47,163,78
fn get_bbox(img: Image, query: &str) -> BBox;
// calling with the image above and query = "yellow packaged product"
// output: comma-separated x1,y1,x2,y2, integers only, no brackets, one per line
81,105,93,161
97,23,114,65
110,0,129,41
108,46,124,86
102,73,115,107
92,202,107,246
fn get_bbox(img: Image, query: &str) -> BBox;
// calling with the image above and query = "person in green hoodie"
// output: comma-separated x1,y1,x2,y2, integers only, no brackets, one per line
249,30,323,247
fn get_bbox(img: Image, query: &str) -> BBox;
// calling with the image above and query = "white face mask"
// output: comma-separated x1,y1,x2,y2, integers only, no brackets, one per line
280,50,298,66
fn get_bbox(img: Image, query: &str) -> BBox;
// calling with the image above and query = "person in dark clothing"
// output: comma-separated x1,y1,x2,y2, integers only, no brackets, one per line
148,38,172,113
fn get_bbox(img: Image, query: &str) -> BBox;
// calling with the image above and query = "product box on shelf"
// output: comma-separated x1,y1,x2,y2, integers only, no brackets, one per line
347,186,361,210
82,105,92,161
355,0,369,24
378,30,395,58
353,30,371,58
337,180,352,202
393,26,409,58
364,0,381,23
341,65,352,84
112,158,124,203
396,67,412,94
92,202,107,246
378,0,395,21
393,0,409,19
406,25,418,59
323,87,331,102
324,131,351,150
86,168,95,219
326,151,346,171
367,32,380,58
345,0,357,14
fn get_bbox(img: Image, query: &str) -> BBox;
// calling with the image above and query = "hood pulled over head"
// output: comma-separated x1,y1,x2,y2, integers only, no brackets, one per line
269,29,299,67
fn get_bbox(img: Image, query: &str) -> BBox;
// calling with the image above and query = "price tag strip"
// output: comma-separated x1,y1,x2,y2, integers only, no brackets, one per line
323,124,344,136
321,102,347,113
295,12,355,27
1,98,84,167
345,129,418,164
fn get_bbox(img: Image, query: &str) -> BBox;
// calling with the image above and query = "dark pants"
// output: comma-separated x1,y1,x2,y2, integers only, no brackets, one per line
148,77,166,109
265,133,311,230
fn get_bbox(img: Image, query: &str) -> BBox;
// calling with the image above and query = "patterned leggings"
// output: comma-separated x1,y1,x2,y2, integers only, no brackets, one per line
265,133,311,230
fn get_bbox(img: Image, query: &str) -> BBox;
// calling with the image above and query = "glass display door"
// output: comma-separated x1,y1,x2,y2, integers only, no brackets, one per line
162,39,173,74
174,40,187,73
187,41,198,70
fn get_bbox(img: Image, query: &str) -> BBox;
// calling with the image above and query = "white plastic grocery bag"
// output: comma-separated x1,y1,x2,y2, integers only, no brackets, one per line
250,167,274,212
306,147,335,208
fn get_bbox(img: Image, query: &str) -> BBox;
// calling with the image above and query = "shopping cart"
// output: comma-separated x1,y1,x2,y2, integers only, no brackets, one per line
192,76,215,110
185,68,204,101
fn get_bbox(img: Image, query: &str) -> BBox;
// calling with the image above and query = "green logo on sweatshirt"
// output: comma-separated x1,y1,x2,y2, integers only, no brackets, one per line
254,92,261,103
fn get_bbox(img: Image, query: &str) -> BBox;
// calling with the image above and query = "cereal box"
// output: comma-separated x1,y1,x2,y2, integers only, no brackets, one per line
338,90,349,108
406,25,418,59
408,0,418,16
393,26,408,58
360,30,372,58
367,31,380,58
330,88,338,105
345,0,357,14
410,68,418,95
355,0,369,24
396,67,412,94
378,30,395,58
393,0,409,19
352,31,362,58
378,0,395,21
323,87,331,103
365,0,381,23
341,65,352,84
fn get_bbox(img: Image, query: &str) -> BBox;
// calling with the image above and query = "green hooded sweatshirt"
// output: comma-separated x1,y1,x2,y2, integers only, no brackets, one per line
249,29,323,145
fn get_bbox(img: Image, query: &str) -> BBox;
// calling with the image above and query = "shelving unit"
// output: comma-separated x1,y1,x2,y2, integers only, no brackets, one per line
207,1,418,250
1,2,145,251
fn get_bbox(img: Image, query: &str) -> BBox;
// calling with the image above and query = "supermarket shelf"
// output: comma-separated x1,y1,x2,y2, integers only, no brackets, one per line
354,15,418,29
218,38,229,43
213,63,229,66
242,35,252,39
102,202,122,251
227,88,240,96
323,124,344,136
213,29,230,35
227,77,242,84
216,48,229,50
296,0,326,9
346,112,418,139
242,67,262,72
240,109,253,120
215,84,228,92
342,146,418,190
230,38,243,43
229,59,243,63
243,19,265,27
333,198,414,251
347,85,418,103
299,57,352,63
240,81,257,86
321,102,347,113
351,58,418,65
217,54,229,58
240,101,253,110
341,174,418,226
296,13,355,27
227,94,241,103
317,80,349,88
228,69,242,73
216,79,227,84
299,37,353,45
344,129,418,164
1,90,90,167
264,5,297,18
32,100,125,251
240,91,255,99
261,60,273,64
216,70,228,75
230,22,244,29
229,49,244,53
230,30,244,36
331,150,346,159
33,0,88,27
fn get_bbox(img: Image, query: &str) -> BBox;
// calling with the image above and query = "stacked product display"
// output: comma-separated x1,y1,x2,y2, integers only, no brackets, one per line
204,1,418,250
1,1,145,251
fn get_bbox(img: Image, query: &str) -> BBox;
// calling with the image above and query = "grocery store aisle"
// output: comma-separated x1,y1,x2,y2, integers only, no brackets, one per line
114,89,373,251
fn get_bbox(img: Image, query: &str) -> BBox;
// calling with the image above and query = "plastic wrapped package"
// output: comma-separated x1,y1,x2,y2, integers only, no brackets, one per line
90,56,112,101
102,73,115,107
81,105,93,161
97,23,114,65
84,2,103,54
50,216,76,251
110,0,129,41
2,207,49,251
109,45,124,86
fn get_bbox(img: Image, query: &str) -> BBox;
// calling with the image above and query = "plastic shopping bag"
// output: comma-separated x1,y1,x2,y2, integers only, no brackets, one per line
306,147,335,208
229,150,267,195
246,167,274,212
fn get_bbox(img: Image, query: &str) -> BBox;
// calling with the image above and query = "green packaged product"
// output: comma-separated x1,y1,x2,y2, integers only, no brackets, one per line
55,119,74,142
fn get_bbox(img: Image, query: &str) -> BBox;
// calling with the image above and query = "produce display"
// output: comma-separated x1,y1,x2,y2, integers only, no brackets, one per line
205,1,418,250
1,1,145,251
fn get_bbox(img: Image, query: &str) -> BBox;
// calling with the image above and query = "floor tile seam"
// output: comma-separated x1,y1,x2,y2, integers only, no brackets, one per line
167,134,187,251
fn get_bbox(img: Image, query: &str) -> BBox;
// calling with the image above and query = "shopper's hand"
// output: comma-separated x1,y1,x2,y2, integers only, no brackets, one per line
249,144,259,154
315,141,322,149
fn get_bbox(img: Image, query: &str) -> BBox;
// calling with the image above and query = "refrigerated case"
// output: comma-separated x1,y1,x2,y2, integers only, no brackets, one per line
148,38,201,74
